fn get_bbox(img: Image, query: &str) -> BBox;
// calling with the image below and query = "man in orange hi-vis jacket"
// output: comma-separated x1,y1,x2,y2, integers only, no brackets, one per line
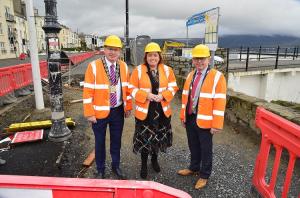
83,35,132,179
177,44,227,189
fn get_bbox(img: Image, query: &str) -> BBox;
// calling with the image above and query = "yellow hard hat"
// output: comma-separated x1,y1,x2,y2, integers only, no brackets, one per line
145,42,161,53
104,35,122,48
192,44,210,58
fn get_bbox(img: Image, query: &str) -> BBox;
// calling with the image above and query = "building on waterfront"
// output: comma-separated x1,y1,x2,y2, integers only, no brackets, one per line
0,0,17,59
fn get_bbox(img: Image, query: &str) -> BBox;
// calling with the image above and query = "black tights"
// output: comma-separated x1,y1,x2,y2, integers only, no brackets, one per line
141,149,158,162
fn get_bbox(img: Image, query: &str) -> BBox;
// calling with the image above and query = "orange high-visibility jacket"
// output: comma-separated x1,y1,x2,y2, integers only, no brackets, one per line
83,59,132,118
180,68,227,129
129,64,178,120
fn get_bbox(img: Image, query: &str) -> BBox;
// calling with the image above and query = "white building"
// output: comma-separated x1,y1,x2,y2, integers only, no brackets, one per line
0,0,17,59
14,0,28,56
34,8,46,53
59,24,80,49
84,34,104,50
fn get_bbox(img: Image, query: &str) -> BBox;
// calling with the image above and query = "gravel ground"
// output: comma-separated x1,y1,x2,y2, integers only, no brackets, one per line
80,94,260,198
0,56,299,197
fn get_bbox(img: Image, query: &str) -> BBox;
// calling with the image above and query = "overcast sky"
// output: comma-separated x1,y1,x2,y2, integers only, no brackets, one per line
33,0,300,38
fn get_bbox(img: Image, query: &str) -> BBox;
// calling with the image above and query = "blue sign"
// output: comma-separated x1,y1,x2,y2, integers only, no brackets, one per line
186,12,205,27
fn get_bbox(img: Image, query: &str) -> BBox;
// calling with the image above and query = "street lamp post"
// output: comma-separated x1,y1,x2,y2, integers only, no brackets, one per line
125,0,130,64
42,0,71,142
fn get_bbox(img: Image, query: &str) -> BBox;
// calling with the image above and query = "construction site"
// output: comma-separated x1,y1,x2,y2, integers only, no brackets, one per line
0,1,300,198
0,43,300,197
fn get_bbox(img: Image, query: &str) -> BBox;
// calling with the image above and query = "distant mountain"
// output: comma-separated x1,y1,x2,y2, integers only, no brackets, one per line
218,35,300,48
151,35,300,49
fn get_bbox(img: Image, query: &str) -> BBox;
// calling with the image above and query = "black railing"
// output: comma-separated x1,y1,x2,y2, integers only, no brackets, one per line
224,45,300,72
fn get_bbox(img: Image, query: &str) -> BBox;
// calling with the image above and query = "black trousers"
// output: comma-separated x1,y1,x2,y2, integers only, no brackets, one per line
92,105,124,174
186,113,213,179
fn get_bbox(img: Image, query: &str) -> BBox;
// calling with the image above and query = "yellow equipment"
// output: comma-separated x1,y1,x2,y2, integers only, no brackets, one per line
162,41,185,54
104,35,123,48
192,44,210,58
145,42,161,53
6,118,76,132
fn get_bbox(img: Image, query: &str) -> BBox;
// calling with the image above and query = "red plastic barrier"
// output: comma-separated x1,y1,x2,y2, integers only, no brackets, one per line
69,52,94,65
0,52,93,97
39,61,48,78
0,61,48,97
10,64,32,89
252,107,300,198
95,50,104,55
0,175,191,198
0,68,14,96
10,64,28,89
25,63,33,85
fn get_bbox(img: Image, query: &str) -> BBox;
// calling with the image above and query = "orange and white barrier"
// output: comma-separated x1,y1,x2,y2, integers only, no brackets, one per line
252,107,300,198
0,175,191,198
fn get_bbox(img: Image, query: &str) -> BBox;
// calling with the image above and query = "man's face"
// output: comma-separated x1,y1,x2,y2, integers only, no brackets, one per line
104,46,121,63
192,57,210,71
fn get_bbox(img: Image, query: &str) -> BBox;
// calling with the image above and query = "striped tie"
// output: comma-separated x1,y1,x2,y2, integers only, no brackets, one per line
188,71,201,115
110,64,117,107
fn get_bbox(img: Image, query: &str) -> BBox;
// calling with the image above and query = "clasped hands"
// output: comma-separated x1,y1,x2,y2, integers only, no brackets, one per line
147,93,163,102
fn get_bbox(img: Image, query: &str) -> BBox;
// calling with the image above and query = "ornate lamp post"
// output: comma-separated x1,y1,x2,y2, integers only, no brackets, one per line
43,0,71,142
125,0,130,64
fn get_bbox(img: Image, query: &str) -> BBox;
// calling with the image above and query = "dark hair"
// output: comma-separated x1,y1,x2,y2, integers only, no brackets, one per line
143,52,164,65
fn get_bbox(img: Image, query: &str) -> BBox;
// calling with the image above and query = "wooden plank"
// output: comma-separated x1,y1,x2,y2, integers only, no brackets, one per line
83,149,95,167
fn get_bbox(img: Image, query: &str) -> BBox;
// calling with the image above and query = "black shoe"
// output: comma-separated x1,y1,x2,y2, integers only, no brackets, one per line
151,155,161,173
95,172,105,179
112,167,126,179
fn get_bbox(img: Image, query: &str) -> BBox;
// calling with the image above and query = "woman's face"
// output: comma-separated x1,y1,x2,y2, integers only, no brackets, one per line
146,52,160,68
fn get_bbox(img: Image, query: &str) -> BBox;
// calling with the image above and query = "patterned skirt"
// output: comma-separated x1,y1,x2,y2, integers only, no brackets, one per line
133,116,173,154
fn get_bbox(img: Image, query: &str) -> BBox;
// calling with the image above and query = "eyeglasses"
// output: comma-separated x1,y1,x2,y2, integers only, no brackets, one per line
192,57,209,62
105,47,120,52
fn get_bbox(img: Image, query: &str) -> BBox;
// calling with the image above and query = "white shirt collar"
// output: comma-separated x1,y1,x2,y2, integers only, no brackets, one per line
105,57,116,67
197,65,208,75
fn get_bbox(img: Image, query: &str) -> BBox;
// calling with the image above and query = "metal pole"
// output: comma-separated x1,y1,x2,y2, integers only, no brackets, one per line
68,59,71,86
25,0,44,110
43,0,71,142
239,46,242,61
125,0,130,64
186,26,189,47
296,46,299,58
293,47,296,60
210,50,215,68
275,46,280,69
258,46,261,61
245,47,249,71
226,48,229,73
284,48,287,59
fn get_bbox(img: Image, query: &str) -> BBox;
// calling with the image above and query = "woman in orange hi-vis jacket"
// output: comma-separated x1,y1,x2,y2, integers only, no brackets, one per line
83,35,132,180
129,42,178,179
177,44,227,190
